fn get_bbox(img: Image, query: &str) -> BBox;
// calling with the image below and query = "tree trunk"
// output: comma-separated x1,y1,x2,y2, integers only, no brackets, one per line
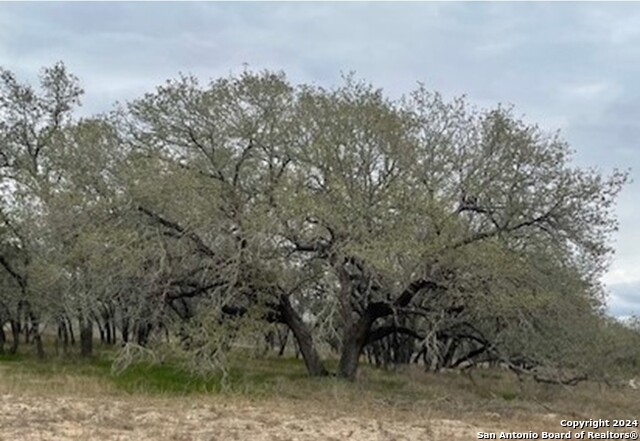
66,316,75,345
104,304,116,345
136,322,151,346
337,302,398,380
104,318,112,345
32,330,44,359
279,295,328,377
79,316,93,358
58,318,70,354
0,325,5,354
335,262,363,380
338,317,371,380
94,313,105,344
110,320,117,345
9,320,20,354
25,309,44,359
277,327,289,357
121,316,130,344
336,276,440,380
30,323,44,359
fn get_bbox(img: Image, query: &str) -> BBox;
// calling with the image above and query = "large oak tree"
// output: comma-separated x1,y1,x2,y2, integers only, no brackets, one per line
0,64,629,381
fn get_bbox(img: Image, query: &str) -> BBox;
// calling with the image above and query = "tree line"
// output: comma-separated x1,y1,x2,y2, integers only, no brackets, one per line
0,63,637,381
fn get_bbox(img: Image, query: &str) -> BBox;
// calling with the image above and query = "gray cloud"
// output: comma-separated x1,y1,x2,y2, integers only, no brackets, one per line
608,282,640,317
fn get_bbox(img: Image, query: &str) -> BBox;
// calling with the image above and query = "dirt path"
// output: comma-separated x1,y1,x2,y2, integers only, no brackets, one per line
0,393,480,441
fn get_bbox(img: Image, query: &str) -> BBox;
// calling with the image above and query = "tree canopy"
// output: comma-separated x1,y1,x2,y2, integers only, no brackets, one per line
0,63,634,381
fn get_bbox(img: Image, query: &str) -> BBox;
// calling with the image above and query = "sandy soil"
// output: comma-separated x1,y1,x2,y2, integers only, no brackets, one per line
0,393,482,441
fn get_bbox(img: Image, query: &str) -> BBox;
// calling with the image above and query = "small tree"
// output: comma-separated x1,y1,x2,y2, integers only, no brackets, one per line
0,62,83,358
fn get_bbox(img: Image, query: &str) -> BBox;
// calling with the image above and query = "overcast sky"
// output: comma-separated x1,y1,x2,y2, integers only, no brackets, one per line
1,2,638,318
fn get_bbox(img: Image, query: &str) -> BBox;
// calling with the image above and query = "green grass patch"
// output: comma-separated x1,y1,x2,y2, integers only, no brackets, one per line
0,349,325,396
0,352,23,362
110,362,224,394
1,348,639,419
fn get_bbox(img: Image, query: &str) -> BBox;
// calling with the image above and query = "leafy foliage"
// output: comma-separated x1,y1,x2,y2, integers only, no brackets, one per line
0,63,636,383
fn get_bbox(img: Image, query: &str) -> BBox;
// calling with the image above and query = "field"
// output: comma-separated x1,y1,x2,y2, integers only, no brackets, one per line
0,351,638,440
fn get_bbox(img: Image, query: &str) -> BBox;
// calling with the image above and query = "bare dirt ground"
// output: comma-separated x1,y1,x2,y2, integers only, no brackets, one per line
1,361,636,441
0,392,490,441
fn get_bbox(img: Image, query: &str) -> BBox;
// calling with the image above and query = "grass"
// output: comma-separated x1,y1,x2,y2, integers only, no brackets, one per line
1,345,638,423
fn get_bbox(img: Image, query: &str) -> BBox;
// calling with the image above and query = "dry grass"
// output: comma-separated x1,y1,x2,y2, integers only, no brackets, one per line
0,353,638,440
